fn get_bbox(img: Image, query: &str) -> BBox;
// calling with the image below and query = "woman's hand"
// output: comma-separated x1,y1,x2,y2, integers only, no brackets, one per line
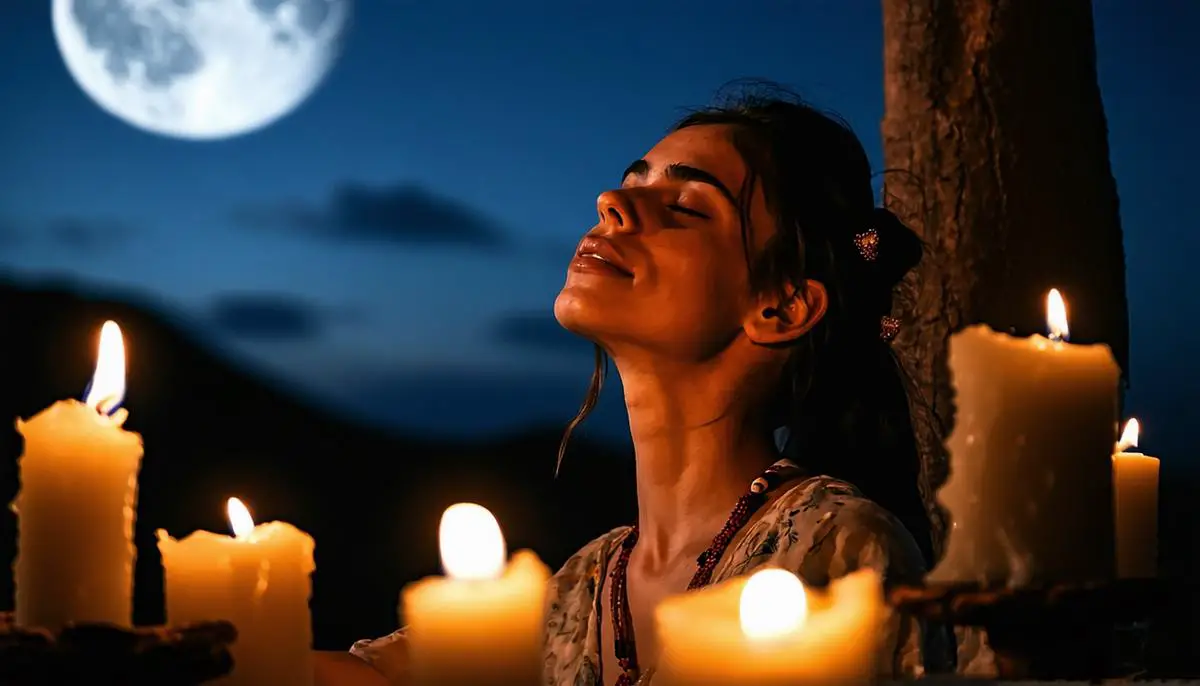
313,650,393,686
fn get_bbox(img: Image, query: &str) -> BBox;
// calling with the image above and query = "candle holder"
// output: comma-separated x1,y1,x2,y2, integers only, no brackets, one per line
888,579,1183,680
0,613,236,685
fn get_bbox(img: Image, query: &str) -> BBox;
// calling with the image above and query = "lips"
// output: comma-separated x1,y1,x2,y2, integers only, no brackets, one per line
575,236,633,277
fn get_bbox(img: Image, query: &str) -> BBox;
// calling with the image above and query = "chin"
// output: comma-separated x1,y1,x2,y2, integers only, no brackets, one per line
554,285,621,343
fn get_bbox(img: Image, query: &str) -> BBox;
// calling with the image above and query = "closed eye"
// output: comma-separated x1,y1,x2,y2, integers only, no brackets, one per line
667,204,710,219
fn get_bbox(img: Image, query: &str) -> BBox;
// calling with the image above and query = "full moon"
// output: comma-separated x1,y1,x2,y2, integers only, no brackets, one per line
51,0,350,141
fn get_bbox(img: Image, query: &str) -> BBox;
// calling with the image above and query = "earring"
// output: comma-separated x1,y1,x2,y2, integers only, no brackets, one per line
763,287,803,320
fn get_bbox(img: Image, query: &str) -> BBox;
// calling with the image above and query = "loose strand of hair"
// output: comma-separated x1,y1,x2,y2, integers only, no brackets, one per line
555,344,608,476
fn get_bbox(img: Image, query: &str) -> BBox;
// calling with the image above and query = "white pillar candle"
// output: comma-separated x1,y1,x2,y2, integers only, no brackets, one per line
654,568,885,686
157,497,316,686
401,503,550,686
930,289,1121,585
1113,418,1159,578
13,321,143,630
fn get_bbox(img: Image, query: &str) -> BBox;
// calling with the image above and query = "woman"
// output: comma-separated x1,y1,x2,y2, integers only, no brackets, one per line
317,85,954,685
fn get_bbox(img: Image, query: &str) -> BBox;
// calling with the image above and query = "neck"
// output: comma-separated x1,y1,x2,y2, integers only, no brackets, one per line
615,355,780,570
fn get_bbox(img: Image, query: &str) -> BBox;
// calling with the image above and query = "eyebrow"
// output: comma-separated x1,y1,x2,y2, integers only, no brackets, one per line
621,159,740,209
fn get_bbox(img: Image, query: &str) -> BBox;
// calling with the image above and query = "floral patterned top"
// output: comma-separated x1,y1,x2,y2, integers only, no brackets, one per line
351,470,992,685
540,474,949,685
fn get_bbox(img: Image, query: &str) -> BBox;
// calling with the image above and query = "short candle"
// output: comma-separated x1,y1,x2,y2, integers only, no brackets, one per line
1112,418,1159,578
654,567,885,686
157,497,316,686
401,503,550,686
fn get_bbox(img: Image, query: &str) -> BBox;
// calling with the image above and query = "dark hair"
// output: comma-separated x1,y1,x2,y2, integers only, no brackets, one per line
558,82,934,566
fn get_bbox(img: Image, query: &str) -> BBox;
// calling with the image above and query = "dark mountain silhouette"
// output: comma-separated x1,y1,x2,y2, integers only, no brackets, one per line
0,275,635,650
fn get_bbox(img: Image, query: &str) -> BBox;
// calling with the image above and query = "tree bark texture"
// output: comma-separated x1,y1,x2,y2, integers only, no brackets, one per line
880,0,1130,557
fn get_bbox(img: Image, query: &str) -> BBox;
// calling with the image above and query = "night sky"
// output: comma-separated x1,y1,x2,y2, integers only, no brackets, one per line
0,2,1196,469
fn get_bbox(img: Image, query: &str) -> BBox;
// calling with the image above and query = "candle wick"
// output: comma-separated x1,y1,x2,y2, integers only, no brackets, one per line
1048,331,1065,343
81,382,123,417
96,397,122,417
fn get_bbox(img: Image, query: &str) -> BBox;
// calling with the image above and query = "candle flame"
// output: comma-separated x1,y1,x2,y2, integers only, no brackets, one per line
739,568,808,640
227,497,256,539
1117,418,1140,453
84,321,126,414
1046,289,1069,343
439,503,506,581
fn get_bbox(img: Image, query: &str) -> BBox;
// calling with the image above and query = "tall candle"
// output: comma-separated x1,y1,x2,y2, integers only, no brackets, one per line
930,289,1120,586
13,321,143,630
157,497,316,686
654,568,885,686
401,503,550,686
1113,418,1159,578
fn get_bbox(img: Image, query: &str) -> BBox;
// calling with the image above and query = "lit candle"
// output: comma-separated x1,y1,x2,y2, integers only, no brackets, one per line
401,503,550,686
654,568,885,686
1113,418,1159,578
930,289,1121,585
157,497,316,686
12,320,143,630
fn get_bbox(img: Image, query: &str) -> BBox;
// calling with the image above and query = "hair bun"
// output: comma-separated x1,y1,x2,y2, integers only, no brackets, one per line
868,207,923,289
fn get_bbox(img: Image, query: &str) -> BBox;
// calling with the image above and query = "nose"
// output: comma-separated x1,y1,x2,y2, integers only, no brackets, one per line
596,190,638,234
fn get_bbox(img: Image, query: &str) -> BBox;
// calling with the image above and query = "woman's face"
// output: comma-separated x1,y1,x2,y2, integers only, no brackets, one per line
554,124,779,361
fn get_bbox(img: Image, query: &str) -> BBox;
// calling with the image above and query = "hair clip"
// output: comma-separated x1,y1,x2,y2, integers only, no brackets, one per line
854,228,879,262
880,315,901,342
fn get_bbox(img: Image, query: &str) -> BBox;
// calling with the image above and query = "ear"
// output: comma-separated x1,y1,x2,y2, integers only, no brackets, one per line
743,279,829,346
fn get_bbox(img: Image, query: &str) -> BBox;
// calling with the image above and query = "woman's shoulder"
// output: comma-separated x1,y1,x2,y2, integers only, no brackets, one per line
549,525,630,594
771,475,906,523
765,474,881,524
543,525,629,663
733,475,927,585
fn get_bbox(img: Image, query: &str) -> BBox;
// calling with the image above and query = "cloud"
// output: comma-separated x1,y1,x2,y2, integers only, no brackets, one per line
233,183,510,248
491,311,592,355
0,216,138,252
42,218,138,252
207,292,347,342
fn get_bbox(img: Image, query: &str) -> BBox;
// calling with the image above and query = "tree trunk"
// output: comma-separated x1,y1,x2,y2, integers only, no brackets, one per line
880,0,1130,558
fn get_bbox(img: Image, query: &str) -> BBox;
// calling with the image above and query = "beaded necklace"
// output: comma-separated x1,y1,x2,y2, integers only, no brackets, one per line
608,460,798,686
